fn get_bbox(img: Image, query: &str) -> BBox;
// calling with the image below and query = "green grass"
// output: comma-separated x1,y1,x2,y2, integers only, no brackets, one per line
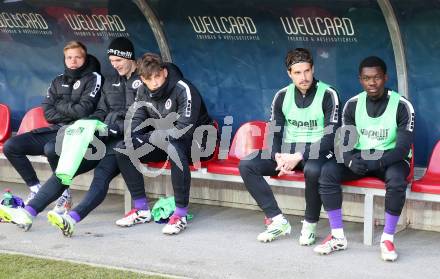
0,253,168,279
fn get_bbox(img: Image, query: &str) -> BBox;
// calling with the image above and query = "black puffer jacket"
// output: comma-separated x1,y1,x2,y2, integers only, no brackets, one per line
132,63,212,141
40,54,102,131
90,72,142,135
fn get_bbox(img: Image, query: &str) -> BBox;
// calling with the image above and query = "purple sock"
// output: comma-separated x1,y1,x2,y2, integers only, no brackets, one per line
327,209,343,229
134,198,149,210
68,211,81,223
24,206,37,217
384,212,400,235
174,207,188,217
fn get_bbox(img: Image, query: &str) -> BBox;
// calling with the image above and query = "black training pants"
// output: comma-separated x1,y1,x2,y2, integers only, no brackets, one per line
319,159,410,215
72,154,120,219
28,156,99,214
116,138,195,208
239,150,328,221
3,131,58,186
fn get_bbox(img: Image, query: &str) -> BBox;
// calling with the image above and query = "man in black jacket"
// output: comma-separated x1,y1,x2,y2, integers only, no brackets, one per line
0,38,142,235
318,56,414,260
43,37,145,236
2,41,101,212
115,53,214,235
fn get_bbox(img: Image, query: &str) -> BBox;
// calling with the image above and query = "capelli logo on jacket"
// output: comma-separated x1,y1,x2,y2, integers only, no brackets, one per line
287,119,318,130
360,128,390,141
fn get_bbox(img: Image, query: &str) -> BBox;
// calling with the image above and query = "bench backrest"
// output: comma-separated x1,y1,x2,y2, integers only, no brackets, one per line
0,103,12,143
228,121,267,161
17,107,50,135
425,141,440,176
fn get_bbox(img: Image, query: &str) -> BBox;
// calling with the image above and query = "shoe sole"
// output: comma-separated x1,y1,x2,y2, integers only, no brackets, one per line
0,207,13,223
315,246,347,255
0,207,32,231
17,223,33,231
381,255,397,262
47,211,73,237
116,223,135,227
299,240,316,246
163,229,185,235
116,218,151,227
163,231,178,235
299,233,316,246
162,225,187,235
258,228,291,243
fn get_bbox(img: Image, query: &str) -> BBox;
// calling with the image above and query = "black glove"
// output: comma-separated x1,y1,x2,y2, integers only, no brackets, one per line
348,154,368,175
107,123,121,138
364,159,382,172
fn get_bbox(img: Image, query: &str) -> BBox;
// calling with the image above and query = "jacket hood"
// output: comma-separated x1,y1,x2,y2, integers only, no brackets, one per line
64,54,101,81
148,63,183,100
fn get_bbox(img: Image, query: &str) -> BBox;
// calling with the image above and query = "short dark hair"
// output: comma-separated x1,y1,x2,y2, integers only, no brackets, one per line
359,56,387,74
137,53,165,78
285,48,313,69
